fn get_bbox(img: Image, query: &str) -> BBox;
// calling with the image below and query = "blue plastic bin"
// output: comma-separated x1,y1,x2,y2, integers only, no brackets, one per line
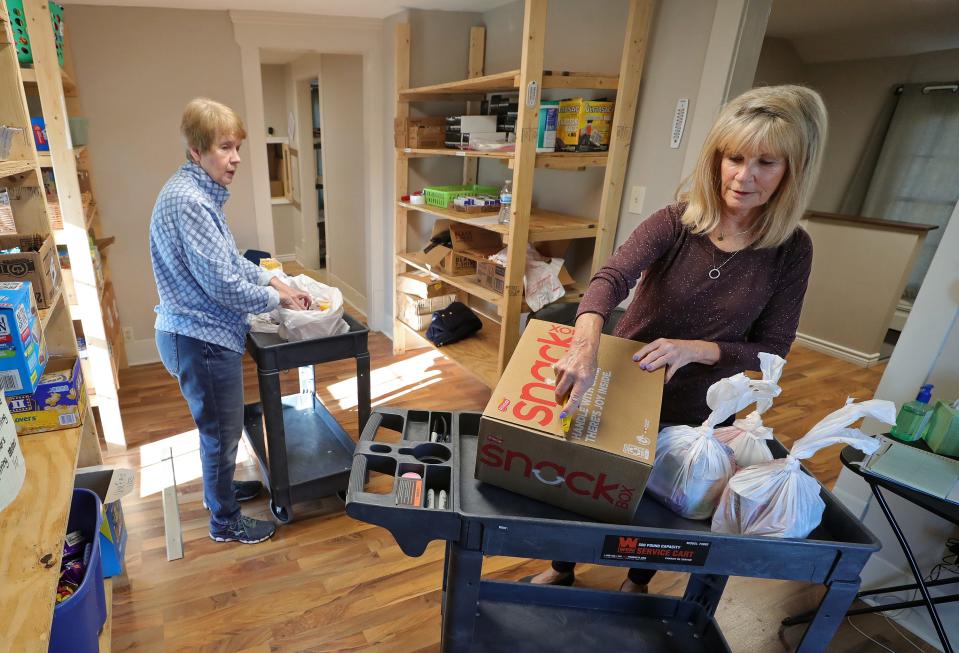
49,488,107,653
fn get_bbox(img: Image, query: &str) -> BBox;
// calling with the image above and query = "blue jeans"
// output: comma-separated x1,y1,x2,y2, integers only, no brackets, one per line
156,330,244,528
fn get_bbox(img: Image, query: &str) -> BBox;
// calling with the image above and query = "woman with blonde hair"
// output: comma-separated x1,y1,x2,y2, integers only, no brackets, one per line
530,84,828,590
151,98,310,545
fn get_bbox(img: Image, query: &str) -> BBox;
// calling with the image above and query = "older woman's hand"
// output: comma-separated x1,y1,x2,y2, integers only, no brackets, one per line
633,339,721,382
270,277,311,310
553,313,603,418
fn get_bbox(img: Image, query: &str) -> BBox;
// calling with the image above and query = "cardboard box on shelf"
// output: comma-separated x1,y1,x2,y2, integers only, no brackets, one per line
7,357,85,435
394,117,446,149
0,233,59,309
557,98,615,152
396,271,453,299
475,320,664,523
416,220,501,278
0,281,47,397
74,465,134,578
397,291,456,331
474,249,575,298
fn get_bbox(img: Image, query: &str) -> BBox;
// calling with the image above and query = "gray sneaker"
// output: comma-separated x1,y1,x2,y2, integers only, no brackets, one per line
209,514,276,544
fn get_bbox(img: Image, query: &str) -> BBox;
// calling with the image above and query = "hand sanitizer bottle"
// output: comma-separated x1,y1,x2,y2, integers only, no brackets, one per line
890,384,935,442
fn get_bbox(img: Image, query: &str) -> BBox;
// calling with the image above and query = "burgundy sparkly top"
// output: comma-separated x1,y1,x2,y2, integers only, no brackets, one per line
577,203,813,424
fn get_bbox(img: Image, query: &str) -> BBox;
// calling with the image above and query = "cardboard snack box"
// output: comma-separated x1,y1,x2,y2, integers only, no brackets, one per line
475,319,664,523
0,281,47,396
7,357,85,435
397,291,456,331
396,271,453,299
0,233,59,309
394,117,447,149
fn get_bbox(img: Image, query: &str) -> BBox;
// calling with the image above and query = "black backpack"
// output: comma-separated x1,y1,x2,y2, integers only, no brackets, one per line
426,301,482,346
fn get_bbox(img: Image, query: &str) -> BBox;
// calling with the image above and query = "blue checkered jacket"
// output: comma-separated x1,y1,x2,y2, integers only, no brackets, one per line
151,162,279,353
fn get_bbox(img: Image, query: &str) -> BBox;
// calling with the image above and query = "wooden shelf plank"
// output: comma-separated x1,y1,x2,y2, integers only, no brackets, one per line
20,66,77,96
0,159,34,178
399,68,618,100
396,316,500,388
399,147,608,169
38,287,63,330
0,425,83,653
397,252,502,304
397,201,598,242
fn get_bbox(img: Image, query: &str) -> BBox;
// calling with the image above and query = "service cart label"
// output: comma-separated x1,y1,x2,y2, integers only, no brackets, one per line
601,535,711,566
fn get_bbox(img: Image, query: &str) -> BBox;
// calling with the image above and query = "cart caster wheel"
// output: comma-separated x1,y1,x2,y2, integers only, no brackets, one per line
336,490,348,502
270,501,292,524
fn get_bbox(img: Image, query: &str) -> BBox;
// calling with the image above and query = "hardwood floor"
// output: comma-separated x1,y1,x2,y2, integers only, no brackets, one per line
103,322,937,652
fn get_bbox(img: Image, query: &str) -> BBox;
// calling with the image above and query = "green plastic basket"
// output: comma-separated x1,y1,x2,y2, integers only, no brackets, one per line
8,1,65,67
423,184,500,209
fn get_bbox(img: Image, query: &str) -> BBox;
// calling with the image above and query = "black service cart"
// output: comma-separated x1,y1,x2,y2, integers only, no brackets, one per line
244,314,370,523
346,407,882,653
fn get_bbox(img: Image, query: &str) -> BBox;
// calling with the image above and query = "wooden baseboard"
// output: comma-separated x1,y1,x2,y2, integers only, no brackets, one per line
794,332,883,368
274,253,298,262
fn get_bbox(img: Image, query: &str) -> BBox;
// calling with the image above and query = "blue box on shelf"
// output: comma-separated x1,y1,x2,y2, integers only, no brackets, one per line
0,281,48,396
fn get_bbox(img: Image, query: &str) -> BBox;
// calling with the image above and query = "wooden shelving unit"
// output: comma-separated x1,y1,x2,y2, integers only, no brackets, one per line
0,1,107,650
17,0,125,446
393,0,653,386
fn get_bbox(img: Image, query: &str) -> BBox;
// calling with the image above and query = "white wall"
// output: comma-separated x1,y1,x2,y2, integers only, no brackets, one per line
66,5,256,364
318,54,368,312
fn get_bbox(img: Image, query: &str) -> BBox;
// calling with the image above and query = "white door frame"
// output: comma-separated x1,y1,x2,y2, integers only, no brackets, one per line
232,11,385,331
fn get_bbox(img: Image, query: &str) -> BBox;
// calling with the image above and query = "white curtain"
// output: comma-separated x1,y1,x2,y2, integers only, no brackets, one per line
851,83,959,299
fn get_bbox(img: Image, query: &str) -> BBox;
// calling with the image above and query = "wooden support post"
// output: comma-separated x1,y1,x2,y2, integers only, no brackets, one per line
591,0,654,274
463,26,485,185
393,22,411,353
497,0,547,374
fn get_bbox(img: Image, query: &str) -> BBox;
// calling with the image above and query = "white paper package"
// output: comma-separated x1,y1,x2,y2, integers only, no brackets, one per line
713,353,786,468
645,373,761,520
711,398,896,538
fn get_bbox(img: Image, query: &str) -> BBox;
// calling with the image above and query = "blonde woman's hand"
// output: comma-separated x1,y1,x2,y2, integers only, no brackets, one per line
632,338,720,382
553,313,603,418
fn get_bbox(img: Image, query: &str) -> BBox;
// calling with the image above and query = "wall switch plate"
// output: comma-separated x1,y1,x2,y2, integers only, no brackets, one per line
628,185,646,215
122,327,134,342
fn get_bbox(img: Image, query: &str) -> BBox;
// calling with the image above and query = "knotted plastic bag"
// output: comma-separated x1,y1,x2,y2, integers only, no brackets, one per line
711,398,895,538
646,373,759,520
713,353,786,468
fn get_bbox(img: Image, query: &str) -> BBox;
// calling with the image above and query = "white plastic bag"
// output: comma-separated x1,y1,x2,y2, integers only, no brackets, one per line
275,274,349,341
711,398,895,538
488,245,565,312
713,353,786,468
250,312,280,334
645,373,759,520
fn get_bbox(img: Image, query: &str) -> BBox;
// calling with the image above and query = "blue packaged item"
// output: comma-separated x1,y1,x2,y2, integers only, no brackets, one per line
74,465,132,578
50,488,107,653
0,281,47,396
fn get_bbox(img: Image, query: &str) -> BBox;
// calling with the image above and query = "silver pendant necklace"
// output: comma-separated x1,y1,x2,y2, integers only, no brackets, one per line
708,245,742,279
717,227,752,242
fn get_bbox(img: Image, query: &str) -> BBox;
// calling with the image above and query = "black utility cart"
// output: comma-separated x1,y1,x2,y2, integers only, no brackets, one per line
244,314,371,523
346,407,882,653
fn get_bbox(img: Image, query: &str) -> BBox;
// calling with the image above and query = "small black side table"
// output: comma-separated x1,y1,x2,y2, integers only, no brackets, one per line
783,440,959,653
242,314,371,523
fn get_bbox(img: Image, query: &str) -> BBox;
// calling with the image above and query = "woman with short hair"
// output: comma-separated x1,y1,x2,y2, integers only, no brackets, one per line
532,84,828,589
151,98,310,545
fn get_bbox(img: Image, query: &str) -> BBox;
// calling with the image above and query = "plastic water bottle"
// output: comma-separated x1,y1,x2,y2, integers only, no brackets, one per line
497,179,512,225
